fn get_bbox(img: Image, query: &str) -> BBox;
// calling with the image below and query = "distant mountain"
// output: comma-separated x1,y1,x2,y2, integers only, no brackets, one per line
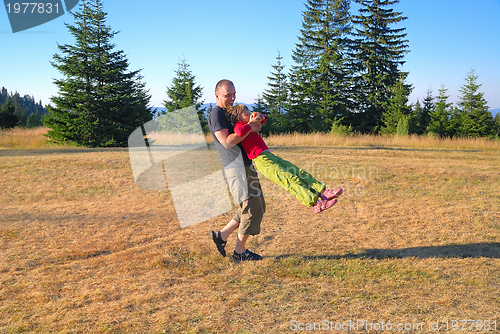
152,103,257,116
154,106,499,117
201,103,257,111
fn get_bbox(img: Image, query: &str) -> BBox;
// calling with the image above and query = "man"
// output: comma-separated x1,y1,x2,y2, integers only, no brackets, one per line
208,79,266,261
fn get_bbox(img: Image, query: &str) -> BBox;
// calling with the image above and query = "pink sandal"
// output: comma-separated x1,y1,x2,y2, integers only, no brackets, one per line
321,187,343,200
313,197,338,213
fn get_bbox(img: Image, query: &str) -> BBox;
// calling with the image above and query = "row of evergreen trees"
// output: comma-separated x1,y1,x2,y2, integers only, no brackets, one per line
256,64,500,138
254,0,499,137
42,0,499,147
406,76,500,138
255,0,411,134
163,0,499,138
0,87,46,129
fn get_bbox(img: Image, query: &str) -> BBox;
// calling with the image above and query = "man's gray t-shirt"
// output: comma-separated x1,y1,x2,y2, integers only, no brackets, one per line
208,106,252,168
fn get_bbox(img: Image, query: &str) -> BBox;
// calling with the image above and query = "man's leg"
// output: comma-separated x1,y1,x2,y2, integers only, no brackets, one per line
212,164,265,260
211,218,238,257
235,233,249,254
232,232,262,261
220,219,239,241
211,220,252,258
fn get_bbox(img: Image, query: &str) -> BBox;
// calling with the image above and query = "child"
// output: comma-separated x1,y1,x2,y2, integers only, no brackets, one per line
227,104,342,213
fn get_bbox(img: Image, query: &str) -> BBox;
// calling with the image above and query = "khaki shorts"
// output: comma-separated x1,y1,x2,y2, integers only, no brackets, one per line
226,164,265,235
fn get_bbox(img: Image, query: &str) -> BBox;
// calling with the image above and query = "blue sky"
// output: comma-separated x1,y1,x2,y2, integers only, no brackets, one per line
1,0,499,110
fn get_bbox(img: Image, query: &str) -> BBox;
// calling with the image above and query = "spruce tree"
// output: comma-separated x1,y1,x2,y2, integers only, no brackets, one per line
493,113,500,137
252,95,271,135
0,98,19,129
409,99,422,135
448,106,463,138
419,89,434,134
27,110,43,128
456,69,494,137
0,88,7,105
288,0,352,132
0,88,47,128
262,52,289,133
162,58,207,133
427,86,452,137
350,0,410,132
44,0,152,147
381,74,412,134
10,93,24,126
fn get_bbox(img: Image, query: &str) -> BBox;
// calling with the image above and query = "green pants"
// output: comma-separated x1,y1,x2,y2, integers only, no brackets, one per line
253,150,325,207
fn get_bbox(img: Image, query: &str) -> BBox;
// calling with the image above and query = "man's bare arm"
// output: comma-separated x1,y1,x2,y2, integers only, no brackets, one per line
214,118,262,150
214,129,244,150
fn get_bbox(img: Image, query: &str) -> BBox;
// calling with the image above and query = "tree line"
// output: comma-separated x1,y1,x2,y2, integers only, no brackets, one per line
159,0,500,139
42,0,500,147
253,0,499,138
0,87,46,129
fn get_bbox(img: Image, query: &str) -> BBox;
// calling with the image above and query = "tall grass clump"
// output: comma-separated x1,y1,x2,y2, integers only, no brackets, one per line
264,132,500,151
3,126,498,152
0,127,50,149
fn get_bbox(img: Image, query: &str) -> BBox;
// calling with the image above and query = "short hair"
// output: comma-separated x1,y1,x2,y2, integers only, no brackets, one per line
215,79,234,93
226,104,249,124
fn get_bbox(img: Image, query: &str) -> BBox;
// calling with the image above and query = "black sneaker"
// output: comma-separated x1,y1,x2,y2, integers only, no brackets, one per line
210,231,227,257
232,249,263,261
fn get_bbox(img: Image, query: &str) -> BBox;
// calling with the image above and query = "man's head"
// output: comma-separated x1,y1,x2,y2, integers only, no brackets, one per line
215,79,236,110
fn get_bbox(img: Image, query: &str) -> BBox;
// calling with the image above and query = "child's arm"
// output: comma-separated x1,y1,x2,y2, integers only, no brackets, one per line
234,122,252,137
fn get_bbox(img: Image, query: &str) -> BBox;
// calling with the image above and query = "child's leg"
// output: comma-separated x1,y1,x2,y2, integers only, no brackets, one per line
275,155,325,192
253,151,324,207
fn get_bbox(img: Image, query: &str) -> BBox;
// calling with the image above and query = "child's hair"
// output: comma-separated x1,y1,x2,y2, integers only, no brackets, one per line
226,104,249,124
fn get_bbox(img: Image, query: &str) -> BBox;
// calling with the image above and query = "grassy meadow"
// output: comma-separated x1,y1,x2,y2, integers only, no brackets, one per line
1,128,499,333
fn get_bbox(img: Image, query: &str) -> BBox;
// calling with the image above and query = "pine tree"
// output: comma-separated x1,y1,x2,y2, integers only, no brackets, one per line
288,0,352,132
10,93,24,126
252,95,271,135
448,106,463,138
163,58,204,112
411,99,423,134
456,69,494,137
44,0,152,147
0,98,19,129
162,58,207,133
427,85,451,137
17,110,28,127
0,88,47,128
262,52,289,133
419,89,434,134
0,87,7,105
493,113,500,137
381,74,412,134
27,110,43,128
350,0,410,132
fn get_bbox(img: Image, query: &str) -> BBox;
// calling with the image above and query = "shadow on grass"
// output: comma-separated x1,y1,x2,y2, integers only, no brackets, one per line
276,242,500,260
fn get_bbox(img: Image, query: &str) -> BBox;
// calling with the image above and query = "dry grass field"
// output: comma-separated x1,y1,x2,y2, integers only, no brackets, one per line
1,128,499,333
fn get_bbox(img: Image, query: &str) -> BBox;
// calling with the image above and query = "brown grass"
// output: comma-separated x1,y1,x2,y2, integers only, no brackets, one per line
0,130,499,333
0,127,52,149
265,132,500,152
